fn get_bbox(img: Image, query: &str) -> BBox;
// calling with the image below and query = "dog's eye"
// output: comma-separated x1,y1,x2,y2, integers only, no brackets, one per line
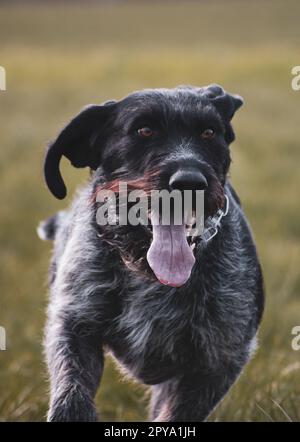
137,127,154,138
201,128,215,139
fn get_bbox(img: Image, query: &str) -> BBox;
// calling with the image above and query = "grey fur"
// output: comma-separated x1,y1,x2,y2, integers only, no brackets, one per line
39,85,264,422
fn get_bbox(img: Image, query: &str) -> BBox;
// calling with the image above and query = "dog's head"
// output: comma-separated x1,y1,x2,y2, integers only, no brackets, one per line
44,85,243,286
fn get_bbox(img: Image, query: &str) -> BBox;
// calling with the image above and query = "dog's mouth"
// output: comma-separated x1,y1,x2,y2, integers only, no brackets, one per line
146,212,196,288
94,170,224,287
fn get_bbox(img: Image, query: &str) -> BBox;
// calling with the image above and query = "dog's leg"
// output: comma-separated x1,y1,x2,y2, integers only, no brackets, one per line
45,315,103,422
150,380,174,421
151,366,243,422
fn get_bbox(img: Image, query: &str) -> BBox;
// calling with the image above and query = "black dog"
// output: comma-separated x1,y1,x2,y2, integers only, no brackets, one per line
38,85,264,422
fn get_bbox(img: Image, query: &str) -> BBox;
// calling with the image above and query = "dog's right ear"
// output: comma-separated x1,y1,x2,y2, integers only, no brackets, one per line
44,101,116,199
201,85,244,144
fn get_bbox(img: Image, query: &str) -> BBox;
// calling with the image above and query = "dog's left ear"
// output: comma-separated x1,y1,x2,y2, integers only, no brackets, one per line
202,84,244,143
44,101,116,199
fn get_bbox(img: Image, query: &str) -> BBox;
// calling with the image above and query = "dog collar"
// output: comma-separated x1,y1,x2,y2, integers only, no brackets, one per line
196,194,229,243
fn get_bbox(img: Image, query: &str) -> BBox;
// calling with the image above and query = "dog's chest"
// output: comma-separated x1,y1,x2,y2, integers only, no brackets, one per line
105,279,223,383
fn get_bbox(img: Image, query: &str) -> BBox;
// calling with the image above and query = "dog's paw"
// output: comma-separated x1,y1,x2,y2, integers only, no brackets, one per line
47,387,98,422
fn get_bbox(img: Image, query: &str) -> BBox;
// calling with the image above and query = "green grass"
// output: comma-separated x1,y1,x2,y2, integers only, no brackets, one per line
0,0,300,421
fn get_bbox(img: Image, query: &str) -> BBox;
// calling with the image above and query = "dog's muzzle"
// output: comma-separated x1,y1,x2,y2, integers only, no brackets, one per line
146,168,209,288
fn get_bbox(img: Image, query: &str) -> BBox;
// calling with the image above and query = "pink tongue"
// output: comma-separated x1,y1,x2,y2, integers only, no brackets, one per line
147,222,195,287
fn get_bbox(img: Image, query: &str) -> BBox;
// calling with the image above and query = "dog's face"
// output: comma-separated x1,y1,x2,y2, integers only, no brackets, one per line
44,84,243,286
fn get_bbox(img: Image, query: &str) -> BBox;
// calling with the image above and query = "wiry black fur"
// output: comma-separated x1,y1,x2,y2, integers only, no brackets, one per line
39,85,264,422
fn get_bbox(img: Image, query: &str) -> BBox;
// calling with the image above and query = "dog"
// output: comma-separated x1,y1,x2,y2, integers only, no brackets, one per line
38,84,264,422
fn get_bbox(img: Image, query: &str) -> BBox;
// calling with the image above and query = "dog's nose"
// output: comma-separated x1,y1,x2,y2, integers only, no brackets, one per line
169,170,208,191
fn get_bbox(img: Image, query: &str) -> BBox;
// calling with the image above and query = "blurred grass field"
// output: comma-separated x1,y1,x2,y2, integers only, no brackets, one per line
0,0,300,421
